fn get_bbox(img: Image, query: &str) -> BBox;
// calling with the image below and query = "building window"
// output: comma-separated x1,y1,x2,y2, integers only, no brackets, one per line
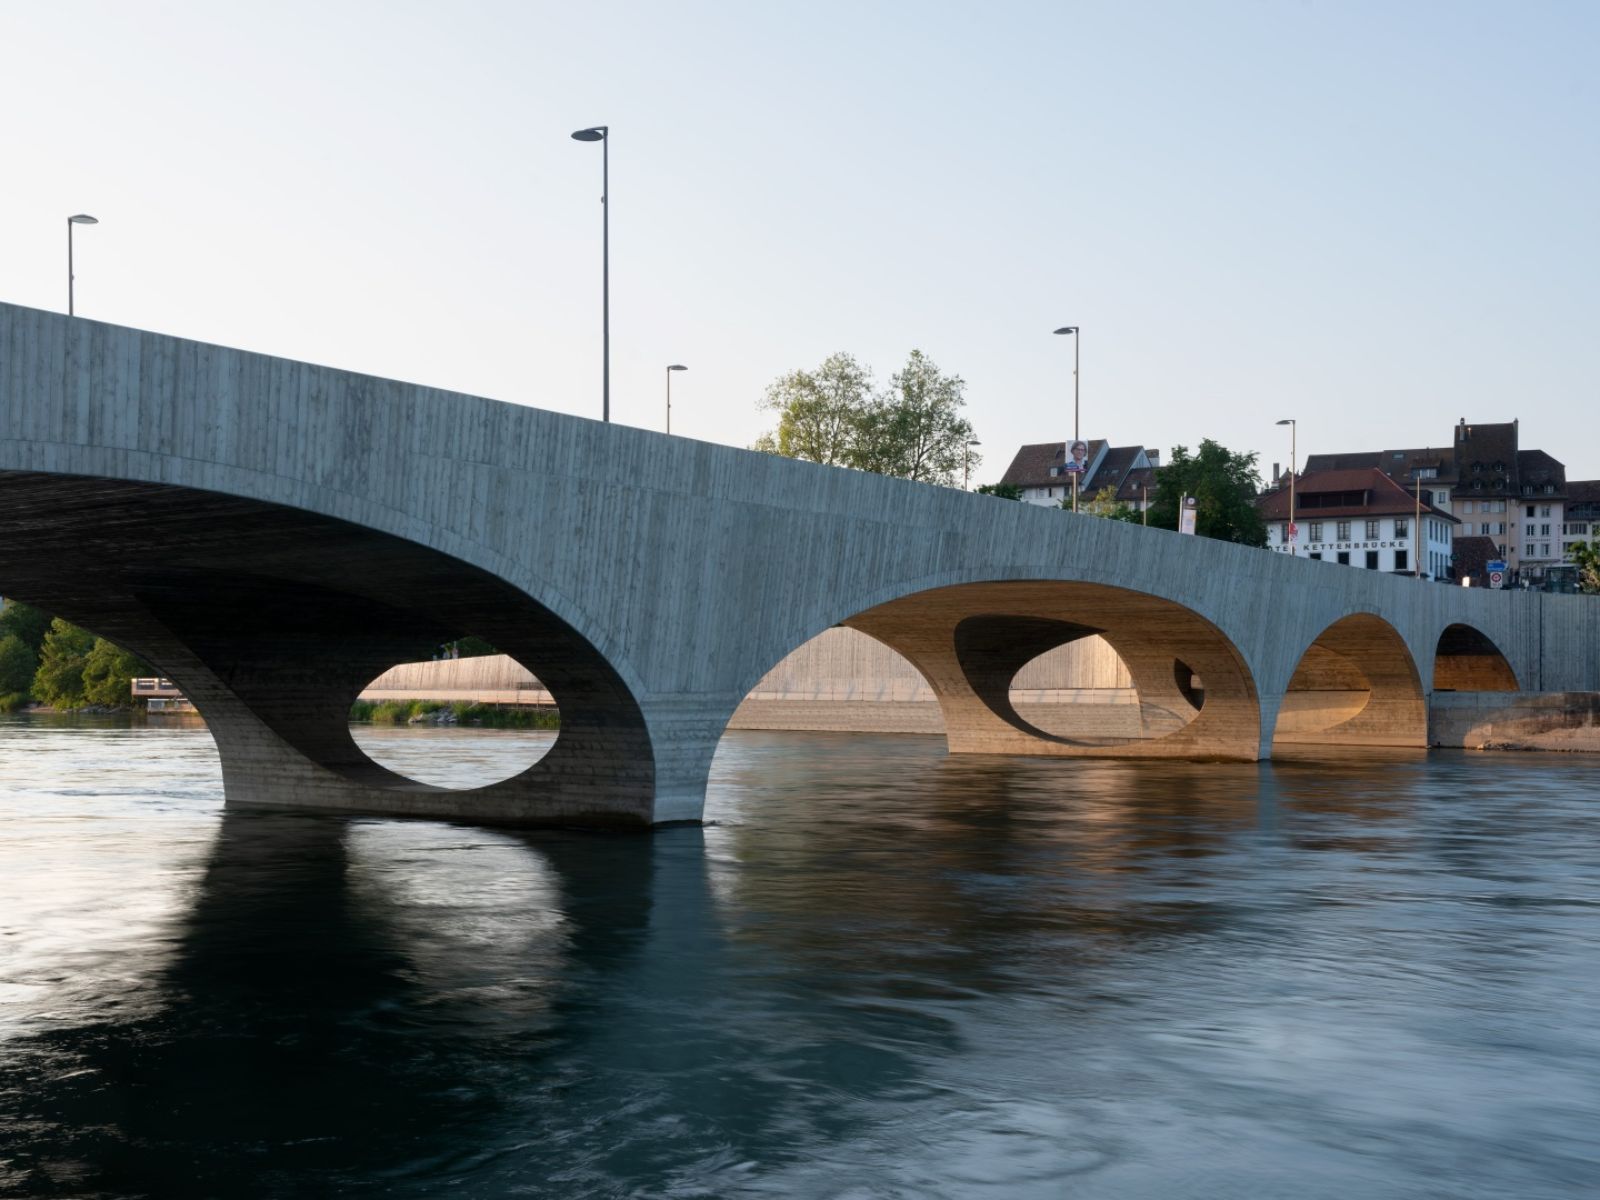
1481,523,1490,535
1526,524,1535,538
1396,549,1408,572
1309,552,1322,561
1364,520,1379,539
1541,523,1551,536
1527,505,1536,517
1541,505,1552,518
1365,550,1379,569
1308,521,1323,542
1497,523,1506,535
1336,521,1351,541
1547,485,1555,494
1542,544,1550,557
1394,518,1409,538
1337,551,1351,565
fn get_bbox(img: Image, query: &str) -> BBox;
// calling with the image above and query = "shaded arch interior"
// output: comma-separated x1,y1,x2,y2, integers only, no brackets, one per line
1273,612,1426,748
0,470,654,825
1433,623,1518,692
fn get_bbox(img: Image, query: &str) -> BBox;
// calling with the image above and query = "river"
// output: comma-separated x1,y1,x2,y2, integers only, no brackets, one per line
1,714,1597,1198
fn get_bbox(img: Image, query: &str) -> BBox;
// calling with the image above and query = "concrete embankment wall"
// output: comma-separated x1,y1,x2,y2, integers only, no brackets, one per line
1430,692,1600,752
362,628,1135,731
361,656,554,706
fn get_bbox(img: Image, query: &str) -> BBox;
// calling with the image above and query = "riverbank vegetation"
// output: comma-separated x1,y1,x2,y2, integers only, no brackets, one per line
349,699,560,729
0,602,151,712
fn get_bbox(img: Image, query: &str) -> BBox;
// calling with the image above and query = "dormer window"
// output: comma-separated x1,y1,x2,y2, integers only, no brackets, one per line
1472,463,1482,474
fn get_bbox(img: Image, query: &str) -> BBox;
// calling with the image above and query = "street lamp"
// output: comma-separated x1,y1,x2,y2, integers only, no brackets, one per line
1054,326,1080,511
963,439,981,490
666,364,687,434
1275,418,1297,554
571,125,610,422
67,214,98,317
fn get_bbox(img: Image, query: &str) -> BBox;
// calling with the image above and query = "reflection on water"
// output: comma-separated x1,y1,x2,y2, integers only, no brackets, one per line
1,714,1597,1198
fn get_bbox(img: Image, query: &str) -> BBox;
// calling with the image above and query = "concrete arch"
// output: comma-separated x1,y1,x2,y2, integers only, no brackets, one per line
840,580,1261,760
1273,613,1427,748
0,471,657,826
1433,623,1518,692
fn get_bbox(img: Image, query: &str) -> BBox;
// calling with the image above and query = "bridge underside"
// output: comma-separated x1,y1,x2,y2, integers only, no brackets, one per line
0,471,657,827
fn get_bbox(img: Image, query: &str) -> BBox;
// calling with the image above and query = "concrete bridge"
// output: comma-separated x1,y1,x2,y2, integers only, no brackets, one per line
2,302,1596,827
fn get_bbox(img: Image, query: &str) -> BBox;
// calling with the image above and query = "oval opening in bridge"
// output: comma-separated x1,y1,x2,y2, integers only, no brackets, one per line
1006,635,1148,739
350,639,559,790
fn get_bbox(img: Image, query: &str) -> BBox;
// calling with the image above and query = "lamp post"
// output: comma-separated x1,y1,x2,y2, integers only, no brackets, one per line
666,364,687,434
1054,326,1080,511
570,126,610,422
1414,476,1423,580
67,214,98,316
1275,418,1297,554
963,439,981,490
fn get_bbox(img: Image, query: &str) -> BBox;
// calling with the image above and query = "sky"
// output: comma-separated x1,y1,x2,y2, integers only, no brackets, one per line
3,0,1597,483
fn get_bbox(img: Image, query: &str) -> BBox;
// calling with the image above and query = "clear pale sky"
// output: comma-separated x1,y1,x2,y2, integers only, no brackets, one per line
3,1,1596,482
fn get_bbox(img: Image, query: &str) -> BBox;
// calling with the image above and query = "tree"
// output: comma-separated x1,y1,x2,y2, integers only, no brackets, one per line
754,349,978,486
0,600,51,658
81,638,153,708
856,350,977,485
0,634,35,709
1076,484,1142,524
1144,440,1267,547
754,352,875,465
1573,540,1600,594
32,619,94,709
976,482,1022,500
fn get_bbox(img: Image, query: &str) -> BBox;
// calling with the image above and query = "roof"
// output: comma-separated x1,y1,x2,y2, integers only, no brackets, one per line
1567,479,1600,517
997,440,1107,489
1303,451,1382,473
1453,420,1520,484
1452,536,1500,579
1515,448,1566,494
1305,447,1456,485
1116,466,1158,503
1256,467,1459,523
1080,444,1143,495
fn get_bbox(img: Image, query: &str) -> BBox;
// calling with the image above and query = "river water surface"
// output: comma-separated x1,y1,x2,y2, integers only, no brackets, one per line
1,714,1597,1198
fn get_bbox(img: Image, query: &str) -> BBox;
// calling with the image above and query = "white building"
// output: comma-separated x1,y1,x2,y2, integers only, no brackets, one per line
1258,467,1458,579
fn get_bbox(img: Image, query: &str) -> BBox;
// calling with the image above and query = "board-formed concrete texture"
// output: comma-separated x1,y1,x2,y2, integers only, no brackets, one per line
2,303,1598,826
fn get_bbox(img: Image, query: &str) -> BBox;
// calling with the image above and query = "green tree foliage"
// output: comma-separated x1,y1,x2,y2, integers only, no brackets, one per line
0,600,52,657
0,634,36,710
82,638,153,707
1573,540,1600,594
754,352,875,465
1144,440,1267,547
31,620,153,709
976,482,1022,500
755,350,978,486
32,619,94,708
1076,485,1142,524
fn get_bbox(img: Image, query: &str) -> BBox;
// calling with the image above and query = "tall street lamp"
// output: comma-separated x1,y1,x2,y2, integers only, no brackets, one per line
1054,326,1080,511
666,364,687,434
1276,418,1297,554
963,439,981,490
67,213,98,317
1413,474,1423,581
571,125,610,422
